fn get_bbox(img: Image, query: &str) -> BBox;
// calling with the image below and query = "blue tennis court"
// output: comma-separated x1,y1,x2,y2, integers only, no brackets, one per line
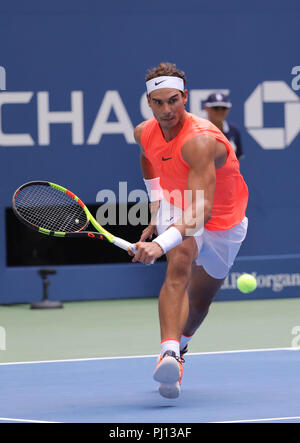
1,348,299,423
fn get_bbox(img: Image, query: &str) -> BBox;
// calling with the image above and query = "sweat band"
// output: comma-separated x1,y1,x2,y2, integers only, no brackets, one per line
153,226,183,254
143,177,163,202
146,76,184,95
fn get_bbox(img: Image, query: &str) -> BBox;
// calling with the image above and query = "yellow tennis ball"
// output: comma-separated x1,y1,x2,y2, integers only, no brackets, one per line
237,273,257,294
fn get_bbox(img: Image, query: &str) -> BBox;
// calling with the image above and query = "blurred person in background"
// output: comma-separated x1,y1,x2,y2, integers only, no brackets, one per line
204,92,244,160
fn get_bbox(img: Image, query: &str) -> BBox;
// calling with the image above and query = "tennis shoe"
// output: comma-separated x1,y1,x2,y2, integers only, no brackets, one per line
153,350,183,399
180,345,188,358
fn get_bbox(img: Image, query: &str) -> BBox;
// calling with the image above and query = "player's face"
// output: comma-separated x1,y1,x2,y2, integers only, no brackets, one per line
147,88,188,130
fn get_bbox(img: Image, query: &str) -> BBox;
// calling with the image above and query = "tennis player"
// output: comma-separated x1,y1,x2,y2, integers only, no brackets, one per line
131,62,248,399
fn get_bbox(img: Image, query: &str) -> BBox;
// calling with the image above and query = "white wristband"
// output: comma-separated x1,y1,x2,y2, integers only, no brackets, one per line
143,177,163,202
153,227,183,254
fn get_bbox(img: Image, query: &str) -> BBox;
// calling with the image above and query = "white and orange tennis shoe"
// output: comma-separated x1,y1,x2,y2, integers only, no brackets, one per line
153,350,183,399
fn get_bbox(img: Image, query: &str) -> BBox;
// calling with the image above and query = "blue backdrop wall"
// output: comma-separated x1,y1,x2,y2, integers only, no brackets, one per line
1,0,300,303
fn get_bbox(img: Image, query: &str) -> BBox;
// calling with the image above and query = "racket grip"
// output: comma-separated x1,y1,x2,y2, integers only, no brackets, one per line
113,237,155,265
130,243,155,265
113,237,135,253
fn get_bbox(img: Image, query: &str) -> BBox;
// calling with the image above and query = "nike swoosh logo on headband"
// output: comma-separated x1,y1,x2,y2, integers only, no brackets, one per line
155,80,167,86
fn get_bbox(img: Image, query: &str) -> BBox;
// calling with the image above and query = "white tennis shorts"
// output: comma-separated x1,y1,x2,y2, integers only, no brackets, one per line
156,198,248,279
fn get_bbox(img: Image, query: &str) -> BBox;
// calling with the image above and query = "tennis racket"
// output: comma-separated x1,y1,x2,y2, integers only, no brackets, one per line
12,181,137,255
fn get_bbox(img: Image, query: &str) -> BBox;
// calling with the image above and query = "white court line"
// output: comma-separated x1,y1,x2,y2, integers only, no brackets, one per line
0,346,297,366
1,415,299,424
212,416,300,423
0,417,60,423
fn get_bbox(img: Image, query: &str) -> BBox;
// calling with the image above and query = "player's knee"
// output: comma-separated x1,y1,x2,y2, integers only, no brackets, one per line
166,251,193,285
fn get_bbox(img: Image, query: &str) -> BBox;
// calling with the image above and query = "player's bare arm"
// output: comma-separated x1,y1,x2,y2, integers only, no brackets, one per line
172,134,219,239
133,124,160,249
134,122,157,180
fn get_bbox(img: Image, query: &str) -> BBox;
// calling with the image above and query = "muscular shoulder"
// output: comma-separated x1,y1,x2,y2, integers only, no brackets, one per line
182,134,228,169
181,134,217,166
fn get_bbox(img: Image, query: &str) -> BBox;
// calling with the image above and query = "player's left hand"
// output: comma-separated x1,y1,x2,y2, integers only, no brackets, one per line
128,241,164,265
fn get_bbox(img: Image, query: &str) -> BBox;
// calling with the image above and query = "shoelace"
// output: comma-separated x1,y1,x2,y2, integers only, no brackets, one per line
180,345,188,363
162,350,185,364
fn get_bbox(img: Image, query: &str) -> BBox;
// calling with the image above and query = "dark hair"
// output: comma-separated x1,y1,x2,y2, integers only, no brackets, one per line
145,62,187,85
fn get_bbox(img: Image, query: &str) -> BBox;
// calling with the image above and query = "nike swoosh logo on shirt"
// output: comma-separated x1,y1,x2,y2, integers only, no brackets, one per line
162,157,172,161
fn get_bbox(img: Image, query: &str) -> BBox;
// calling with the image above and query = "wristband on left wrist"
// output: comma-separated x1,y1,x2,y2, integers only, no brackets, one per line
153,227,183,254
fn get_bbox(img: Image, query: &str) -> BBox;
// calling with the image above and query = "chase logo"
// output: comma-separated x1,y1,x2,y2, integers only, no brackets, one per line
291,66,300,92
0,66,6,91
244,81,300,150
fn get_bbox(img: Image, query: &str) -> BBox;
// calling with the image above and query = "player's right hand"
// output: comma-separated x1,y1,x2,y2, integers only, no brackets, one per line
130,241,163,265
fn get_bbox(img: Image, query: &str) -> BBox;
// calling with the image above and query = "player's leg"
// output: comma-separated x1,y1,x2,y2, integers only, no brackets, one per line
158,237,198,344
182,264,225,338
180,217,248,349
154,198,194,344
153,237,197,398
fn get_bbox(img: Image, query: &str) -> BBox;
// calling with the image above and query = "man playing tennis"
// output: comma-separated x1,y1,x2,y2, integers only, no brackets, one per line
131,62,248,399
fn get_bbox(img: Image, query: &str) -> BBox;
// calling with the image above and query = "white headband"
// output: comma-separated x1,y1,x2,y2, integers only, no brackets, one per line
146,76,185,95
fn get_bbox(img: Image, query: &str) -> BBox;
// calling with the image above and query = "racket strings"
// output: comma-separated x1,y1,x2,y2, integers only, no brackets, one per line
15,185,87,232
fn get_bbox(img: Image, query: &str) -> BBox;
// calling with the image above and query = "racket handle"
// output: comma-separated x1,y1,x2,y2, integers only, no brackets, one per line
113,237,155,265
113,237,135,252
130,243,155,265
